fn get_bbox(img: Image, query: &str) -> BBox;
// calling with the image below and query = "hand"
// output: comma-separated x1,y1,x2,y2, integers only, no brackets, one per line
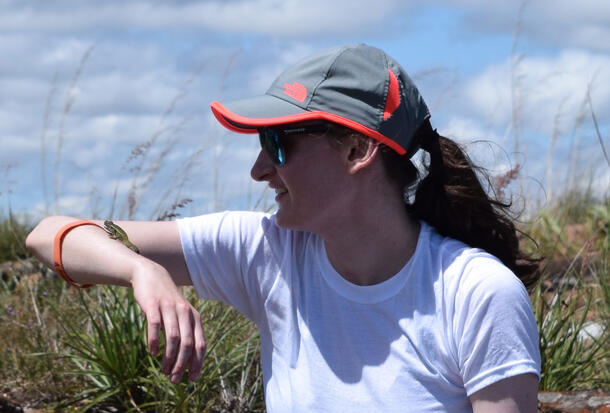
130,260,206,383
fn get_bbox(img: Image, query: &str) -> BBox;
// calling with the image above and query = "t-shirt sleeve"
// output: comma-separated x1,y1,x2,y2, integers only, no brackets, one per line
453,256,541,396
177,211,284,324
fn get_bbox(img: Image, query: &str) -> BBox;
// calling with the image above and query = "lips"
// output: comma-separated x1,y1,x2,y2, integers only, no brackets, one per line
272,186,288,201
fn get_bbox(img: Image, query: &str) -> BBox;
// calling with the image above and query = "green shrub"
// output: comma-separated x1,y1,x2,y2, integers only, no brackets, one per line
525,197,609,391
50,286,263,412
0,215,31,263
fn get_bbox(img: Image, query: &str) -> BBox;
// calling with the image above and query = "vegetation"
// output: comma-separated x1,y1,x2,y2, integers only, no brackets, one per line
526,194,609,391
0,216,263,412
1,26,606,410
0,194,608,411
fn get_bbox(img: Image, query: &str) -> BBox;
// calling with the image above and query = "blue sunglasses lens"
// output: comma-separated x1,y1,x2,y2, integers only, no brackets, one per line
259,129,285,165
258,124,328,165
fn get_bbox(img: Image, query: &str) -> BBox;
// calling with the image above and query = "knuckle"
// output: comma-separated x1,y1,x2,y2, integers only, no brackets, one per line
196,343,207,354
176,302,190,312
166,330,181,342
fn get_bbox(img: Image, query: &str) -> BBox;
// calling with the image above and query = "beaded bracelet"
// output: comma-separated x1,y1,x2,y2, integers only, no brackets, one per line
53,220,103,289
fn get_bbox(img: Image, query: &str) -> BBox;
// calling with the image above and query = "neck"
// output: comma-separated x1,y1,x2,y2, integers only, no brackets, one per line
321,196,420,286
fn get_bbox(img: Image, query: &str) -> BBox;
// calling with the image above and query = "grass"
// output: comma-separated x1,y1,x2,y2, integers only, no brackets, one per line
0,214,264,411
0,215,31,263
0,257,88,406
524,193,609,391
0,255,264,412
50,287,263,412
0,195,609,410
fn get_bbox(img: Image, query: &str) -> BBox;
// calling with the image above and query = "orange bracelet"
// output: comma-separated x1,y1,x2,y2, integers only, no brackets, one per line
53,220,103,289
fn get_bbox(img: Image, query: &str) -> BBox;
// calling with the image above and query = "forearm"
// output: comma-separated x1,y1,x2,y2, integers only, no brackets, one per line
27,216,207,383
26,216,155,287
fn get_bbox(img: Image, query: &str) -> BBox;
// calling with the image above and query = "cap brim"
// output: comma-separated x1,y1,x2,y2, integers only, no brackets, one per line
211,95,322,134
210,95,408,155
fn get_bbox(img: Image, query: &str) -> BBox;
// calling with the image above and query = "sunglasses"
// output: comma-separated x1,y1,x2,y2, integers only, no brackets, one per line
258,124,329,165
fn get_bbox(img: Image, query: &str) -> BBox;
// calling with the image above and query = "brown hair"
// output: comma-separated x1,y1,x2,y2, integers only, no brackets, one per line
384,120,540,290
330,121,540,291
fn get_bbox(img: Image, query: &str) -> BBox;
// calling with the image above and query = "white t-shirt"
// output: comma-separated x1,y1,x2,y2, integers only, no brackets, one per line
177,211,540,413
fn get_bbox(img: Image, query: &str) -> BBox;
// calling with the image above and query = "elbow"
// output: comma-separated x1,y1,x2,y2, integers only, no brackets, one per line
26,215,74,257
25,229,36,253
25,216,52,256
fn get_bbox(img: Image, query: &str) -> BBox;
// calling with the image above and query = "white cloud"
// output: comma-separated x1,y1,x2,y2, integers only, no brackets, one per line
0,0,408,36
440,116,515,172
442,116,504,145
430,0,610,51
464,50,610,134
2,0,608,217
1,136,39,155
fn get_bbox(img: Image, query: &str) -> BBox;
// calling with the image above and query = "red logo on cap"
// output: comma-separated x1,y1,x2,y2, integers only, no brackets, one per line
283,81,307,102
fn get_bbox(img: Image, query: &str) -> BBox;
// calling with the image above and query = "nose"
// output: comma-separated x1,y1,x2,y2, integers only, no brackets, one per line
250,149,276,182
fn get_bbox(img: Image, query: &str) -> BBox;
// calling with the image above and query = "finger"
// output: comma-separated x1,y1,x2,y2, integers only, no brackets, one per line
161,306,180,376
170,303,195,383
189,311,206,381
146,305,162,356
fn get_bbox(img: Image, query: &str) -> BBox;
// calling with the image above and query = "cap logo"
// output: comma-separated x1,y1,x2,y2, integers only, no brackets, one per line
283,81,307,102
383,69,401,120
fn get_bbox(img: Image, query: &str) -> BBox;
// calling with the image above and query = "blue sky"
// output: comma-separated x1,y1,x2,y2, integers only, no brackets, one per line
1,0,609,221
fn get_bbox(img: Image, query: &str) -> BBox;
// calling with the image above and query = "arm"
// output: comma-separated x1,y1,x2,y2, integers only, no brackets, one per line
26,215,204,383
470,373,539,413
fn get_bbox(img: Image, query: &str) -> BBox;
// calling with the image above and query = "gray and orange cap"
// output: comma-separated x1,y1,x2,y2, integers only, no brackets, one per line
210,44,430,157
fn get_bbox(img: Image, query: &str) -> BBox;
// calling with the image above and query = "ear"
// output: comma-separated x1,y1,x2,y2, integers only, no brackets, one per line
345,138,379,174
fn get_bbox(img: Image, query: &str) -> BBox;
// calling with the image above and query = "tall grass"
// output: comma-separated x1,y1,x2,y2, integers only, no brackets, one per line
49,286,263,412
1,196,608,410
0,257,87,406
525,195,609,391
1,32,607,409
0,215,31,263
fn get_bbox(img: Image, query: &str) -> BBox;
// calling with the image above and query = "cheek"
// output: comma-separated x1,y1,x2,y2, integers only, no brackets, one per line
296,165,346,209
281,139,348,200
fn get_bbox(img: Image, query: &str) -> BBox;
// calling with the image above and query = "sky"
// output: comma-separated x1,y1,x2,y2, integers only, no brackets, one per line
1,0,609,221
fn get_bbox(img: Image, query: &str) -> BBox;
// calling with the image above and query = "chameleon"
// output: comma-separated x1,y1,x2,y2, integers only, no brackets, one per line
103,220,140,254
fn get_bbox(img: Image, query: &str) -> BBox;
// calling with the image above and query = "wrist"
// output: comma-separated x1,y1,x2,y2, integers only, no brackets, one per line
129,257,172,288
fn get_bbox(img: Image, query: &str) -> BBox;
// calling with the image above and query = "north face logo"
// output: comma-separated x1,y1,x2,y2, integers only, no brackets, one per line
283,81,307,102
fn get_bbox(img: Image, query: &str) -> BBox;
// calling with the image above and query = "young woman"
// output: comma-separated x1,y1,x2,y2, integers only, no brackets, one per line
27,44,541,412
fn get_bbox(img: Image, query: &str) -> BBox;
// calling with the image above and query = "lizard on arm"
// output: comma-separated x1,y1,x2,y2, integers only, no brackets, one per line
26,216,204,384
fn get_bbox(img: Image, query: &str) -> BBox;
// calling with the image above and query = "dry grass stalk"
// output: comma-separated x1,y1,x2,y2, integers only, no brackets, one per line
156,198,193,221
546,98,567,202
586,86,610,169
149,144,208,220
495,163,521,199
116,65,202,219
40,72,58,216
52,44,95,214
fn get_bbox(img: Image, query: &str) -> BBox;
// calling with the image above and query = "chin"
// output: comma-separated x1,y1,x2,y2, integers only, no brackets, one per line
274,210,306,231
273,212,293,229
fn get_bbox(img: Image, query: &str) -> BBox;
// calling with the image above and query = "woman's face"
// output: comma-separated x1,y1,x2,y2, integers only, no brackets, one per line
250,124,352,233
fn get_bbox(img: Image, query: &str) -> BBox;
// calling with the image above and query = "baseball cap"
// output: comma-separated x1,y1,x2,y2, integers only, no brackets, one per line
210,44,430,156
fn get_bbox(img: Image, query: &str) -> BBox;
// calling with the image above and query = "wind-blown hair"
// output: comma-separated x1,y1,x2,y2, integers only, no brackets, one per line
382,120,540,290
330,120,540,291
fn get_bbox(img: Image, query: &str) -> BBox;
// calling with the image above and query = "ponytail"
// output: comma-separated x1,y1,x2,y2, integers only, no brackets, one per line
383,120,540,290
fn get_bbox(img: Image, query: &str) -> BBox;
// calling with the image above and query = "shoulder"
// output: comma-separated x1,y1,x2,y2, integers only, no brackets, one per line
178,210,270,230
416,222,540,394
419,222,528,304
177,210,315,252
177,211,275,240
